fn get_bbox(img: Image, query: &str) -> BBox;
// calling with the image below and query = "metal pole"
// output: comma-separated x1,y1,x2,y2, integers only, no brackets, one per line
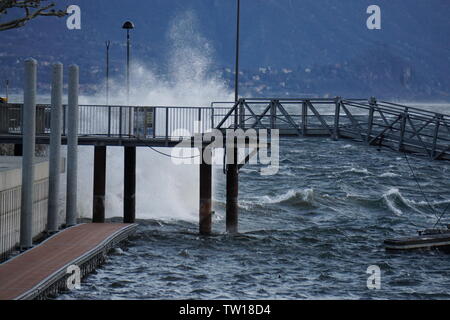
47,63,63,233
334,97,341,141
126,29,130,105
124,146,136,223
234,0,240,104
225,0,241,234
93,146,106,223
432,115,441,160
398,112,407,152
302,102,307,136
66,65,79,227
106,41,111,136
199,147,212,235
5,80,9,102
106,41,110,106
20,58,37,249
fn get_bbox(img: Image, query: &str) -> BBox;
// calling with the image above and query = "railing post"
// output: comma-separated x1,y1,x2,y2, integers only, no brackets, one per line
367,97,376,144
93,146,106,223
199,146,212,235
239,99,245,128
211,107,215,130
432,114,441,160
66,65,79,227
302,101,308,136
198,107,202,132
119,106,123,138
333,97,341,141
107,106,111,137
398,110,408,152
47,63,63,233
20,58,37,249
128,105,133,138
165,107,169,146
270,100,277,129
62,105,66,136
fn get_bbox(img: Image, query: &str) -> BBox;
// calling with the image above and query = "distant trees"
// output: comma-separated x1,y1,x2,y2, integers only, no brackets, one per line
0,0,67,31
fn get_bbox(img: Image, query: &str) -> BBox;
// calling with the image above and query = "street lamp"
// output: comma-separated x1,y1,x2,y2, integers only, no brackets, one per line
122,21,135,104
234,0,240,104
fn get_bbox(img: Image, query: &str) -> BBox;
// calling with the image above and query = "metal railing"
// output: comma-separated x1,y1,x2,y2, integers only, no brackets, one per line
2,98,450,160
213,98,450,160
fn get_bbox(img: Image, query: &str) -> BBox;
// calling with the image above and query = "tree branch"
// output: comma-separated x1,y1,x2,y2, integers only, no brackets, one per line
0,0,67,31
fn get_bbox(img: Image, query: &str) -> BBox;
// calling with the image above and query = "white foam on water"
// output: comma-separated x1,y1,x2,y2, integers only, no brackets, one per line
75,11,233,222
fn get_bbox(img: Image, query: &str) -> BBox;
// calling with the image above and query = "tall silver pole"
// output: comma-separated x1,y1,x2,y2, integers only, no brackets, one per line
106,41,110,106
66,65,79,227
47,63,63,233
20,58,37,249
126,30,130,105
234,0,240,105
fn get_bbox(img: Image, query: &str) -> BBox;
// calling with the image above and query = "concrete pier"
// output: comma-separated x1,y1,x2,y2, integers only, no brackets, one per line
226,157,239,234
93,146,106,223
199,148,212,235
123,146,136,223
20,59,37,249
66,65,79,227
47,63,63,233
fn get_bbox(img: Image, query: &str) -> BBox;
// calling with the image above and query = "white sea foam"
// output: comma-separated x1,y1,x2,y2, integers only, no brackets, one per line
75,11,233,222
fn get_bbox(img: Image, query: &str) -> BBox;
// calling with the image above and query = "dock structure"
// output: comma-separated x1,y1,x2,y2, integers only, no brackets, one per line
1,97,450,238
1,57,449,299
0,223,137,300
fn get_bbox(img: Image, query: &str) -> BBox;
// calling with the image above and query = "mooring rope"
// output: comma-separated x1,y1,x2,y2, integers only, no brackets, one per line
132,134,201,160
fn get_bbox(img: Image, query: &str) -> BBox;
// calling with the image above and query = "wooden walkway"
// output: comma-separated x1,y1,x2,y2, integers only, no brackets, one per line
0,223,137,300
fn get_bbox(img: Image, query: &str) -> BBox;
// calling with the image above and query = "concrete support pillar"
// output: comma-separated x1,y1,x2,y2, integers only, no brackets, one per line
20,58,37,249
199,147,212,235
66,65,79,227
123,146,136,223
47,63,63,233
93,146,106,223
226,147,239,234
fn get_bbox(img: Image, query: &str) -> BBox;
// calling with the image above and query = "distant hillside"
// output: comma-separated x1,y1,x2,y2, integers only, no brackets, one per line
1,0,450,100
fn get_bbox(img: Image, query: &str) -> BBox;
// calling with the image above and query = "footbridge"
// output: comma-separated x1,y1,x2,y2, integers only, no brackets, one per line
2,97,450,160
1,97,449,241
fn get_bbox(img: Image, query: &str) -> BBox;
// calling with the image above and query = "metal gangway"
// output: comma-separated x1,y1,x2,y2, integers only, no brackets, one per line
1,97,450,160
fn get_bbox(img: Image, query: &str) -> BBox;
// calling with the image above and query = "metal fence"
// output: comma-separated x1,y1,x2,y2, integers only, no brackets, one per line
0,178,49,262
1,104,219,140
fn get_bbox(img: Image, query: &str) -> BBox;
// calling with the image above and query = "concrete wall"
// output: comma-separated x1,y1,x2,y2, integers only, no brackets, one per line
0,156,65,262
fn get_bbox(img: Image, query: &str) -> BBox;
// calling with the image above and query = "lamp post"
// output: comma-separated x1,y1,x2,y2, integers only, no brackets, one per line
234,0,241,105
226,0,241,234
122,21,134,105
105,41,110,105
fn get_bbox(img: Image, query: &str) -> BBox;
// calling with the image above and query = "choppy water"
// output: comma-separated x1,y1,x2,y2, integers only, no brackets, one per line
59,105,450,300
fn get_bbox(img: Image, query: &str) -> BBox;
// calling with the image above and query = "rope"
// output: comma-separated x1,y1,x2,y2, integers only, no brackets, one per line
402,152,439,220
132,134,201,160
377,137,445,228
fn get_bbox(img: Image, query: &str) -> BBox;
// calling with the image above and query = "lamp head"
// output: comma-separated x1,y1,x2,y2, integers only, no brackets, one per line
122,21,135,30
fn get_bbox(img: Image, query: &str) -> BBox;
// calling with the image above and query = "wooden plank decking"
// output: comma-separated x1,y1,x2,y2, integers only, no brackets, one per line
0,223,137,300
